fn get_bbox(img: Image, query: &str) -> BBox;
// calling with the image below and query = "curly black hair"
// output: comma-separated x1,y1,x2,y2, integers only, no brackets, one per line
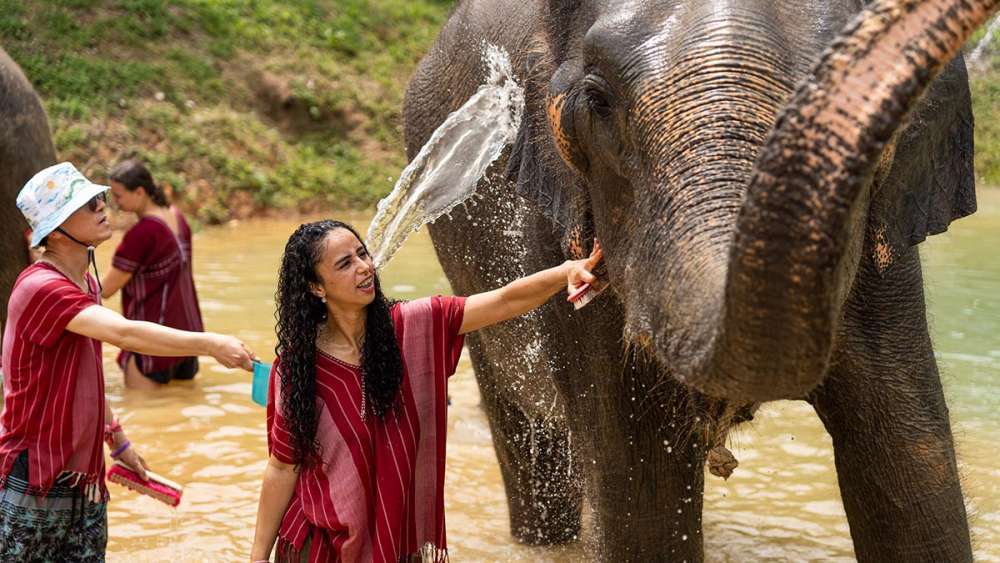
274,220,404,467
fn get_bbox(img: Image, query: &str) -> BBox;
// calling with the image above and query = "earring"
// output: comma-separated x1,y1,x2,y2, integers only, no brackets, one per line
321,297,327,303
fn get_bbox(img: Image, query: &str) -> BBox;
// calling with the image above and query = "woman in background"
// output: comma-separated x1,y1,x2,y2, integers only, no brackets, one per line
101,159,204,389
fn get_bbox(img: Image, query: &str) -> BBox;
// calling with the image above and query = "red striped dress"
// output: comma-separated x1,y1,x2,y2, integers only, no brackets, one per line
0,263,107,500
112,210,203,375
268,296,466,562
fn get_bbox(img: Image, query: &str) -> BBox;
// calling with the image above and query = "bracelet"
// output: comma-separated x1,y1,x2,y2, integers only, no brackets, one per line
110,440,131,459
104,417,123,446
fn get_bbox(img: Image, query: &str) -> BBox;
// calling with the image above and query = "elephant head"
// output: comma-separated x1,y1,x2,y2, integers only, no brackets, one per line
506,0,991,402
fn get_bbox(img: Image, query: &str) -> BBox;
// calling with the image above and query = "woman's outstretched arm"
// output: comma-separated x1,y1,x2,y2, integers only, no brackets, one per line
66,305,253,370
459,242,602,334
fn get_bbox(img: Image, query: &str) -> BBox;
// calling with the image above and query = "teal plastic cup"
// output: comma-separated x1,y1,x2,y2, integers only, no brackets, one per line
251,360,272,407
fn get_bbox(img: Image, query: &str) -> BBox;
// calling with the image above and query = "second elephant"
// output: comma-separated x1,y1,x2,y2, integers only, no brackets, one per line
0,47,56,326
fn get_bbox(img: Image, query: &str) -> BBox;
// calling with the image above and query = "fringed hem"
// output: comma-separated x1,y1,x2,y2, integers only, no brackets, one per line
414,542,449,563
0,470,108,503
275,537,449,563
83,479,109,503
275,537,305,563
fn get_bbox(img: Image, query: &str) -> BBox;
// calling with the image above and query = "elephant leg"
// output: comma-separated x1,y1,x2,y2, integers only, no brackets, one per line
426,183,586,544
481,382,582,544
554,348,706,561
465,336,583,544
811,248,972,562
584,403,706,562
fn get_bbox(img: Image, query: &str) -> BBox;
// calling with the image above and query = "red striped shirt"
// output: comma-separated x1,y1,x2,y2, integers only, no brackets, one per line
268,296,466,562
0,263,107,497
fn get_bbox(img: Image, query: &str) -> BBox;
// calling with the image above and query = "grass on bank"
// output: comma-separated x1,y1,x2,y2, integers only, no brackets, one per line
0,0,451,223
972,74,1000,187
968,19,1000,187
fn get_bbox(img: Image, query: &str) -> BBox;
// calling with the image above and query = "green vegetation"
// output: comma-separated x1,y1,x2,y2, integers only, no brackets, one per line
0,4,997,224
972,74,1000,187
0,0,451,222
967,20,1000,188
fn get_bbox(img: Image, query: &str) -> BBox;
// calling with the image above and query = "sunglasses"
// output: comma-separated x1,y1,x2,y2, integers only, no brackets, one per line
85,193,107,213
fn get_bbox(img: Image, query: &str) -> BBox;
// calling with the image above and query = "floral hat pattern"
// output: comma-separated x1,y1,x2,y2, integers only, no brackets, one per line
17,162,109,247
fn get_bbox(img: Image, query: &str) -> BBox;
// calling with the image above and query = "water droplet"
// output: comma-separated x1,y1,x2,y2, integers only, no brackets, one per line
364,44,524,266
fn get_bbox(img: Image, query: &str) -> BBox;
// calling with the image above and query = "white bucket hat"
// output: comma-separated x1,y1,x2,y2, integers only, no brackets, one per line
17,162,110,247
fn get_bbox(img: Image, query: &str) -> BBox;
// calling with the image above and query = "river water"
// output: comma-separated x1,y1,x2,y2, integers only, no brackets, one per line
102,192,999,561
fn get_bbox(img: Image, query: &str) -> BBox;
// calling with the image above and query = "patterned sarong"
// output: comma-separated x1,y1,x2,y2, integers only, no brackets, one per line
0,452,107,562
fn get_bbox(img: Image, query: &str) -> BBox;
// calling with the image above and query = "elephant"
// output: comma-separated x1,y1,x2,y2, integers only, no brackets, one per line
402,0,994,560
0,47,57,326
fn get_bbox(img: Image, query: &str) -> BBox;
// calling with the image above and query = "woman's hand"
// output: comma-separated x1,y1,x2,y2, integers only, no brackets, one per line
117,445,150,481
461,239,606,334
209,334,255,371
565,240,603,295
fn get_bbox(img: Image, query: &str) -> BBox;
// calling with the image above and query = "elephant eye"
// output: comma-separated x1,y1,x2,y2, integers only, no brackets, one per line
582,75,613,119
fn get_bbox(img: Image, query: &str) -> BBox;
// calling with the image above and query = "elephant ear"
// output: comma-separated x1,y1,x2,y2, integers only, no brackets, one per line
505,101,596,259
505,115,576,231
504,52,583,237
869,54,976,273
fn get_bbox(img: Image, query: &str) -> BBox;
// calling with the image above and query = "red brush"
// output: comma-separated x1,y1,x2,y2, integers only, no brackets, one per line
567,281,607,309
567,241,608,310
107,462,183,507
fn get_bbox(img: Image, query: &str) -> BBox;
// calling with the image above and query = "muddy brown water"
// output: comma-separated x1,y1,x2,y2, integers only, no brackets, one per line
100,194,999,561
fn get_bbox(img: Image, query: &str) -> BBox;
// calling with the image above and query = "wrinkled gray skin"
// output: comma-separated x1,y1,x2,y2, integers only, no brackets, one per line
405,0,987,560
0,48,56,327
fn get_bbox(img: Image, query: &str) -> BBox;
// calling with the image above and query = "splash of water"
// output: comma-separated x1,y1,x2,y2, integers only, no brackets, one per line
366,44,524,267
969,15,1000,70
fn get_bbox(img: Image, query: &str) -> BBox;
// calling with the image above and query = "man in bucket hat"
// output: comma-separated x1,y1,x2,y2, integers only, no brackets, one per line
0,162,255,560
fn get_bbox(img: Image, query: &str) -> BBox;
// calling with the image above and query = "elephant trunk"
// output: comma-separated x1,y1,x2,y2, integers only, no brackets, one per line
665,0,996,401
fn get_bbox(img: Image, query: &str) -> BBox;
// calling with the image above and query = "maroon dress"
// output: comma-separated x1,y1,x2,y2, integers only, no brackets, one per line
112,209,204,382
268,296,466,562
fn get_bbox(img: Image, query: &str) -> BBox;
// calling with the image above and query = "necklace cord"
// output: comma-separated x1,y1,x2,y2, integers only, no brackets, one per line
53,227,103,294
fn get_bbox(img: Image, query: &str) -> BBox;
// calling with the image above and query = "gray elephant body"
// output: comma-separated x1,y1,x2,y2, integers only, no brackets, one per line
405,0,980,560
0,47,57,325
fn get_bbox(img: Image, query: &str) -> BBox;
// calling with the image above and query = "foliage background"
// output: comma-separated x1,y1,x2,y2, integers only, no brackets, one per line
1,2,997,224
1,0,452,223
968,18,1000,189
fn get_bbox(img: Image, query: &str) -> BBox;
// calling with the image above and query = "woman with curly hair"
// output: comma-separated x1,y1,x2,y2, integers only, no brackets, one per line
250,220,601,562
